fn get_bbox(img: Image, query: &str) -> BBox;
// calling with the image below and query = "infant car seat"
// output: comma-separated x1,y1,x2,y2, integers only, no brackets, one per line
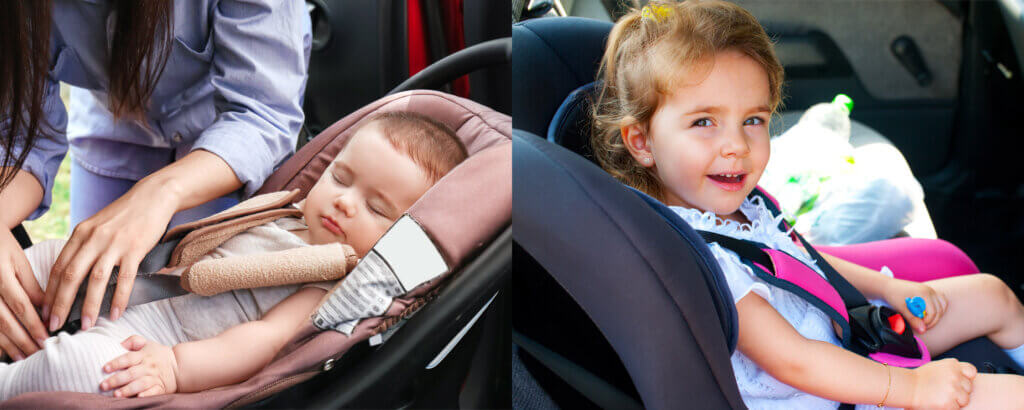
5,90,511,409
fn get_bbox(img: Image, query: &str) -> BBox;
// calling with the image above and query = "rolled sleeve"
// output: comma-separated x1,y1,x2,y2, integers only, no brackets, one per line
5,79,69,220
191,0,311,197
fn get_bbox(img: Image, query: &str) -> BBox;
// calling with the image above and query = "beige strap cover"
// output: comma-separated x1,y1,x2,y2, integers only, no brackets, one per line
166,190,304,268
181,243,359,296
164,190,302,241
169,208,304,268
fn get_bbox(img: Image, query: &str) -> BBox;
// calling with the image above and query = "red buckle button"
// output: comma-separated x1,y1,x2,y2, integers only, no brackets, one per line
888,314,905,334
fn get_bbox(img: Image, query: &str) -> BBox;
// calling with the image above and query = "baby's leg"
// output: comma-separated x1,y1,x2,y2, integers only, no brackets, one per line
916,274,1024,355
0,322,131,400
963,373,1024,409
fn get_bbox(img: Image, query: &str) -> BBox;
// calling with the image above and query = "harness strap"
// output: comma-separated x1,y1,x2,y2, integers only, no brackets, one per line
697,230,855,346
695,231,774,273
696,189,874,351
61,240,186,330
750,188,870,309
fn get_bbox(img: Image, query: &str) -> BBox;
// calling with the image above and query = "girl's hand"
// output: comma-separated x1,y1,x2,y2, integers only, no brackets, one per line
0,229,47,360
883,278,948,333
909,358,976,410
101,335,179,398
43,176,179,333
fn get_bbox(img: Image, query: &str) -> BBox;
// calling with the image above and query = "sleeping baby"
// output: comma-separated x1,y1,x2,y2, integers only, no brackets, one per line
0,111,467,399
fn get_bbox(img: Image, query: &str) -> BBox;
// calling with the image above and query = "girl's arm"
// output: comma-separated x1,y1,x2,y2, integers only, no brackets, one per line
172,287,326,393
736,292,973,408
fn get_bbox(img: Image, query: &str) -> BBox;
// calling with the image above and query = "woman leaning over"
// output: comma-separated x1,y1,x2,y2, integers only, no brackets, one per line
0,0,310,361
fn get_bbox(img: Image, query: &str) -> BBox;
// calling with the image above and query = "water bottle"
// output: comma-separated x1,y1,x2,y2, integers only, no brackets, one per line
761,94,856,222
798,94,854,145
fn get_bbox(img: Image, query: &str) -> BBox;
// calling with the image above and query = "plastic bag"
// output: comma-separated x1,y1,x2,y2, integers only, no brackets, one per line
760,95,923,245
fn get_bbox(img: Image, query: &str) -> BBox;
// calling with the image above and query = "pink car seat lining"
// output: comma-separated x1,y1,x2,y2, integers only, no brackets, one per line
762,249,850,323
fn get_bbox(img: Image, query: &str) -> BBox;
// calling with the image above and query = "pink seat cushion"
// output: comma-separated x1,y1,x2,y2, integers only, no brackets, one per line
755,186,978,282
817,238,979,282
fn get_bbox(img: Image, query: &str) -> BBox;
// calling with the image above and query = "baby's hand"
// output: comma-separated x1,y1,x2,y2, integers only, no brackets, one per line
909,358,976,410
883,278,948,333
100,335,179,398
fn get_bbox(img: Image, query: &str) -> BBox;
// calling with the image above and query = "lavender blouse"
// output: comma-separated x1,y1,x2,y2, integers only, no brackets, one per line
8,0,312,219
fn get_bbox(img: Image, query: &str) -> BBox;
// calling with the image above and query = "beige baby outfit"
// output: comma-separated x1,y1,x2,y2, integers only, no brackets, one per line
0,215,342,399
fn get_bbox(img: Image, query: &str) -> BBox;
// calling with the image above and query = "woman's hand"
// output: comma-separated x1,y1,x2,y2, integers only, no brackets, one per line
43,176,180,333
101,335,179,398
43,150,242,333
883,278,948,334
909,358,976,410
0,228,47,360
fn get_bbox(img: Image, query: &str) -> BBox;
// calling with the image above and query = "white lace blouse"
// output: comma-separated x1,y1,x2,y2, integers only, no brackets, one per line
671,196,883,410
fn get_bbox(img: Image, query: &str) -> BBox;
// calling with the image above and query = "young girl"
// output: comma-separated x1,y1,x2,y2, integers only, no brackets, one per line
592,2,1024,408
0,112,467,399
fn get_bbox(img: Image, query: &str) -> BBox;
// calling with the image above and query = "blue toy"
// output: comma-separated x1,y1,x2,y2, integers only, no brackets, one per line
905,296,927,319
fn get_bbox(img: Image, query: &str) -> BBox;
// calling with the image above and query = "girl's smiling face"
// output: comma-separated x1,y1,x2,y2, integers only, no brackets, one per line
622,50,772,220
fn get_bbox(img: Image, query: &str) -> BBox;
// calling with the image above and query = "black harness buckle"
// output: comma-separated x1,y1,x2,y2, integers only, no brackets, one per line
848,305,922,358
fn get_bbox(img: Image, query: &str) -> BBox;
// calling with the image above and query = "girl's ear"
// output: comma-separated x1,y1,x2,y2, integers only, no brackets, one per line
621,123,654,168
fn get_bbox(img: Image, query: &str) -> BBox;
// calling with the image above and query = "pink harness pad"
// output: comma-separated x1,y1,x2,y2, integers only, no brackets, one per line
869,336,932,368
761,249,849,322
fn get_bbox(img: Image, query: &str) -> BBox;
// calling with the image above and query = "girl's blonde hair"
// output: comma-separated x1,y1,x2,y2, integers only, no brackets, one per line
591,0,784,198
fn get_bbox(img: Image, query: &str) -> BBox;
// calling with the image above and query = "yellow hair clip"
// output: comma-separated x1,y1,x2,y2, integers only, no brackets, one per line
641,4,672,22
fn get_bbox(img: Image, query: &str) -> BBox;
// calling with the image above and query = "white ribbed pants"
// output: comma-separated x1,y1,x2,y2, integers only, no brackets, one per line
0,240,187,399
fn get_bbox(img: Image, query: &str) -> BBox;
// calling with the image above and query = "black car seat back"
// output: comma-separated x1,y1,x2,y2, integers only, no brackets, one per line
513,129,743,410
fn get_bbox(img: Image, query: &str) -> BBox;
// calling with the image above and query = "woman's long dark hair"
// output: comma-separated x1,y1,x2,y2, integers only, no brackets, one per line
0,0,173,190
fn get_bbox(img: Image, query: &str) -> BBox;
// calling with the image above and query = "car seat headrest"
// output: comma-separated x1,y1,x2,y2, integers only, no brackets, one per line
547,81,600,162
511,17,612,138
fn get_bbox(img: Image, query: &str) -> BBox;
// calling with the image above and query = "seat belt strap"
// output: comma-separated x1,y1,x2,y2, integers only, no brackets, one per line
696,230,774,271
62,239,186,332
747,189,871,309
12,225,32,249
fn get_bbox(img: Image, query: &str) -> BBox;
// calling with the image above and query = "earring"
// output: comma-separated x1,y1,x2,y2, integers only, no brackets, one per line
642,157,652,165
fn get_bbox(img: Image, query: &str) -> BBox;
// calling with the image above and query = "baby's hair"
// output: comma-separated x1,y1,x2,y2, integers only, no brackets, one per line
365,111,468,184
591,0,784,198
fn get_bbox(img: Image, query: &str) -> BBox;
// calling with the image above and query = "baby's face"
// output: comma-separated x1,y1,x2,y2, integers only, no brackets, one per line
635,50,771,217
302,122,433,256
